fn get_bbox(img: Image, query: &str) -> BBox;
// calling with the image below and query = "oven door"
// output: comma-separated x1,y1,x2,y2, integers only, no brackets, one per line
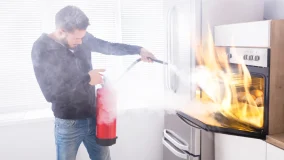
178,63,269,139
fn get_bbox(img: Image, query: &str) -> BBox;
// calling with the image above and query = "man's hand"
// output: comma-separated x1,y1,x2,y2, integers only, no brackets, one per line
88,69,105,85
140,48,156,63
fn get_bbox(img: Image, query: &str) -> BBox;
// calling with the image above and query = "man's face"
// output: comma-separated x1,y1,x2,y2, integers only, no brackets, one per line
60,29,87,49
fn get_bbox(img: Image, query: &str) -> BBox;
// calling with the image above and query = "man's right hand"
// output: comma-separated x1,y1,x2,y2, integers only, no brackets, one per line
88,69,106,85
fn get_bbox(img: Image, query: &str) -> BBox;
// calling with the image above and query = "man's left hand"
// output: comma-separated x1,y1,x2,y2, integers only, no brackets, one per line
140,48,156,63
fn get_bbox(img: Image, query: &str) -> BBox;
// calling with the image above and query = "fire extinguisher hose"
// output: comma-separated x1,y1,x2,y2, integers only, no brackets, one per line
116,57,168,82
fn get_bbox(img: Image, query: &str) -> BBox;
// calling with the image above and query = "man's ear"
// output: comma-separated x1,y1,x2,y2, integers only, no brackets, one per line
57,28,67,39
58,28,66,35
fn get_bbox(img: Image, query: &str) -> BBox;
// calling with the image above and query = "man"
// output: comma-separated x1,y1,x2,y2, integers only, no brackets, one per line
31,5,155,160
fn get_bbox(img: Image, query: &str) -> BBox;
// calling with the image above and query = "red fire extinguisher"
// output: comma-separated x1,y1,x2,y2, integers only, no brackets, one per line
96,77,117,146
95,59,142,146
95,58,168,146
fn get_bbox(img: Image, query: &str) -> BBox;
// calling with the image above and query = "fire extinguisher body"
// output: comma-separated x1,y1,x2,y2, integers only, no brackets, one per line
96,85,117,146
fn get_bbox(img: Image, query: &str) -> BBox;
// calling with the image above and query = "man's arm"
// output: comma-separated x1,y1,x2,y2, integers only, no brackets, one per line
31,43,90,103
83,32,142,56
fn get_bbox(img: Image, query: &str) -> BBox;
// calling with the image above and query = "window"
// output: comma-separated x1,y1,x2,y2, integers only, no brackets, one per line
117,0,165,109
0,0,166,120
0,0,44,113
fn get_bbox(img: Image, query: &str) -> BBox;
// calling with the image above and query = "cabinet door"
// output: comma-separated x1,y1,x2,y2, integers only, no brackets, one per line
267,143,284,160
215,133,266,160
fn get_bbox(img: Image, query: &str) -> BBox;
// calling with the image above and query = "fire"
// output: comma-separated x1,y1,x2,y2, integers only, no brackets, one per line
192,29,264,130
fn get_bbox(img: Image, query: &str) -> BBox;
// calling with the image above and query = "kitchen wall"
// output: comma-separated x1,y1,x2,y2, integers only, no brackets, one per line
201,0,265,41
264,0,284,19
0,119,56,160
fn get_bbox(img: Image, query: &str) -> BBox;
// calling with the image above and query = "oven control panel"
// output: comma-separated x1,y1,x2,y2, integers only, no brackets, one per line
227,48,269,67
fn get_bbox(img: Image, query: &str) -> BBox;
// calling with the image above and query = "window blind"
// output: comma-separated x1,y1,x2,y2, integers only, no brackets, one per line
0,0,120,113
0,0,167,114
117,0,166,108
0,0,44,113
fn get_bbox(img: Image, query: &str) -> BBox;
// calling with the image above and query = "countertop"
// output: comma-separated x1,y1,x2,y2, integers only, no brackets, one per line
266,133,284,150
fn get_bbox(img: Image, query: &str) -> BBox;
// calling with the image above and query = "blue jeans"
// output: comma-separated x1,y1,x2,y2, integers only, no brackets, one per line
54,117,111,160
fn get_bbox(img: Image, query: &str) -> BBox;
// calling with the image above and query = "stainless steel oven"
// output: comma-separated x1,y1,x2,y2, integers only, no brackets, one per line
178,47,270,139
175,20,273,142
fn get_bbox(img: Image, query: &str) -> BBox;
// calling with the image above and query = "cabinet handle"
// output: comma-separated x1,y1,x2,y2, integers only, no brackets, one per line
164,129,189,150
162,137,188,159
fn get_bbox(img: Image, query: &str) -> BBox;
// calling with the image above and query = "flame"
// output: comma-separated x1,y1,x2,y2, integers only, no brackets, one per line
193,28,264,130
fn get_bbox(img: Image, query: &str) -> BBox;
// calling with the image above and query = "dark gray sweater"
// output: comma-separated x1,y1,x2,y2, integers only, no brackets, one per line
31,32,142,119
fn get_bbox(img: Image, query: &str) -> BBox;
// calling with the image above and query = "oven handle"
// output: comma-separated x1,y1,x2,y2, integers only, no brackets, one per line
177,113,201,130
163,129,189,150
162,137,188,159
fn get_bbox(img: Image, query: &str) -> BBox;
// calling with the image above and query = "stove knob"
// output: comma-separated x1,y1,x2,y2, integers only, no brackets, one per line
228,53,232,58
243,55,248,60
255,56,260,61
249,55,254,61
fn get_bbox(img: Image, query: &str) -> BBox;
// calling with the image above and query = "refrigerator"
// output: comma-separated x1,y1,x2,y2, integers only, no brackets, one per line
163,0,201,96
162,0,265,159
162,0,205,159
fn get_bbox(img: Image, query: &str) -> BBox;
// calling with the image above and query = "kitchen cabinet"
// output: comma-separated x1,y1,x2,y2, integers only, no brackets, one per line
215,133,266,160
266,143,284,160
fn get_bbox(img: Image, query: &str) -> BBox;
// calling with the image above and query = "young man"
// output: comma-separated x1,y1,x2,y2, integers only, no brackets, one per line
31,5,155,160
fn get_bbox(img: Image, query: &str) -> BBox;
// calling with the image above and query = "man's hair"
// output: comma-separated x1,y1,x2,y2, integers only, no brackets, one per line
55,5,90,32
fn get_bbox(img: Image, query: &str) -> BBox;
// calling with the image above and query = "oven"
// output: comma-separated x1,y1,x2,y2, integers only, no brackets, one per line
178,47,270,139
175,19,284,141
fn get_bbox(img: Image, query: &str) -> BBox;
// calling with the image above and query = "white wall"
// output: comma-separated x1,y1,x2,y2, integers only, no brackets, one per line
202,0,264,41
0,109,164,160
0,119,56,160
264,0,284,19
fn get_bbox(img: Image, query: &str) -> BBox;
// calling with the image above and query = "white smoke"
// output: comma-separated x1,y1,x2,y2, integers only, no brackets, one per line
95,63,214,125
96,90,117,125
95,73,118,125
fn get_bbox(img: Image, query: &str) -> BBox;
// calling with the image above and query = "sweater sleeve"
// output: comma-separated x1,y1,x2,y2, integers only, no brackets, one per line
83,32,142,56
31,43,90,103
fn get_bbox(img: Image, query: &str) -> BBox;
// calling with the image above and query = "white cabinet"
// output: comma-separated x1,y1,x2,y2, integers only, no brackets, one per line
215,133,266,160
267,143,284,160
